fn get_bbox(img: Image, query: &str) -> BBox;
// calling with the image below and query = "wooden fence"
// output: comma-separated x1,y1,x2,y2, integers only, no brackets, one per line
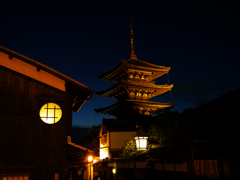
193,159,240,180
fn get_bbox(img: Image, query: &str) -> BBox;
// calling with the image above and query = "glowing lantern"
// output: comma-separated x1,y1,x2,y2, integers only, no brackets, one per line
112,168,116,174
88,155,93,163
88,155,94,180
134,127,148,151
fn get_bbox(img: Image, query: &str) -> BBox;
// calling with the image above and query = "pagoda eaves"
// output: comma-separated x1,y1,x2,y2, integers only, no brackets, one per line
98,59,170,83
95,17,175,119
95,100,176,117
96,81,173,100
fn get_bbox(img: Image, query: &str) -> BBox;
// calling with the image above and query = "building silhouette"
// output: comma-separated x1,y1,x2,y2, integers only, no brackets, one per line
0,45,93,180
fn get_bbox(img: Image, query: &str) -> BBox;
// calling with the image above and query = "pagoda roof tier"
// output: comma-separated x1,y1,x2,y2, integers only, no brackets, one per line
97,58,170,82
94,99,176,117
96,80,173,99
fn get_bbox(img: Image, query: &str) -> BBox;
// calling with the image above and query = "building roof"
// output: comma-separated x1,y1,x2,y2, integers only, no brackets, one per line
169,88,240,142
102,118,137,132
97,59,170,82
95,99,176,117
0,45,94,112
96,80,173,99
67,136,94,153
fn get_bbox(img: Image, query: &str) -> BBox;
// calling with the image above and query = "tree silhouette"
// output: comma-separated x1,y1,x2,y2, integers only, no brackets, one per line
78,125,101,156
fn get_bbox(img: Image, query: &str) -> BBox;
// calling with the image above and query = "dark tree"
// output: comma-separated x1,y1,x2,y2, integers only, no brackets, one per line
78,125,101,156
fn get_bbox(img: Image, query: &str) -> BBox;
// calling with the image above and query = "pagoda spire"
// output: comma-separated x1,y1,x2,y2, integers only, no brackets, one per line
128,17,137,59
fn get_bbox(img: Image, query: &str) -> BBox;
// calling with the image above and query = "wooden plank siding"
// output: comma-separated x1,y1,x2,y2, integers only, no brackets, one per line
193,160,219,180
154,171,188,180
192,157,240,180
0,66,71,180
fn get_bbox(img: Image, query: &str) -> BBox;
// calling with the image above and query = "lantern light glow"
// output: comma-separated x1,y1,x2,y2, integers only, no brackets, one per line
134,127,148,151
135,136,148,150
88,155,93,163
39,103,62,124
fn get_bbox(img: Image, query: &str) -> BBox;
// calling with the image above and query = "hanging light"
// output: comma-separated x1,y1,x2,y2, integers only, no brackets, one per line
134,127,148,150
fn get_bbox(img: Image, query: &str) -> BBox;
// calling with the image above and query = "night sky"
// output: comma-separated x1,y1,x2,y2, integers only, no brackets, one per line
1,1,239,127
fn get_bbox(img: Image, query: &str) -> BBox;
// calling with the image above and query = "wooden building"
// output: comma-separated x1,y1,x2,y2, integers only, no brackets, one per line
95,17,175,119
99,119,136,160
0,45,93,180
67,136,94,180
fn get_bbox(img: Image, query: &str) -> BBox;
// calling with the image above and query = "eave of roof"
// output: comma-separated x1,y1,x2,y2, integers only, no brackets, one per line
97,61,122,81
0,45,92,92
95,100,176,116
102,118,137,132
124,58,170,70
68,141,94,153
96,81,173,98
0,45,94,112
97,59,170,82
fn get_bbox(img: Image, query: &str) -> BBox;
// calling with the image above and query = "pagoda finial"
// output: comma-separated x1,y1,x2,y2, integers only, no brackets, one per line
128,16,137,59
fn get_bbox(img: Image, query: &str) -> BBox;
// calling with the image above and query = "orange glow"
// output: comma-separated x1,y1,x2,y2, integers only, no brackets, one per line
0,51,65,91
39,103,62,124
144,111,150,115
136,92,141,96
88,155,93,162
130,91,135,96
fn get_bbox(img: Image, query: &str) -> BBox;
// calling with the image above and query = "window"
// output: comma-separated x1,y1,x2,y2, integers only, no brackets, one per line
144,111,150,115
130,91,135,96
39,103,62,124
136,92,141,96
55,173,59,180
135,75,140,79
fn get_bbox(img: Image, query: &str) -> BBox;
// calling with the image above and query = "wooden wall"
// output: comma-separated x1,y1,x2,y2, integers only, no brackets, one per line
193,159,240,180
0,66,72,180
190,144,240,180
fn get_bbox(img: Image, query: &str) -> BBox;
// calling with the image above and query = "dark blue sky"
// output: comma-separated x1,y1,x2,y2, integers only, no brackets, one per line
1,1,240,127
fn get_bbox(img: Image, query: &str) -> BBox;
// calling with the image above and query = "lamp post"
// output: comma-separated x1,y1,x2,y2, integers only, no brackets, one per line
112,168,116,180
88,155,94,180
134,127,148,151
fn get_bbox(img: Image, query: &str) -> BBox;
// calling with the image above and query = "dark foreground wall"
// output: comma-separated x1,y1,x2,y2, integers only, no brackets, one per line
0,66,71,180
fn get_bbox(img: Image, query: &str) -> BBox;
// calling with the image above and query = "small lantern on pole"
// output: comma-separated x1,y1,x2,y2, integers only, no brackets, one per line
88,155,94,180
134,127,148,150
112,168,116,174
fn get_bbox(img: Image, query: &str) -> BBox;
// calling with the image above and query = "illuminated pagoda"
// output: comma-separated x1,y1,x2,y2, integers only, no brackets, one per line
95,18,175,119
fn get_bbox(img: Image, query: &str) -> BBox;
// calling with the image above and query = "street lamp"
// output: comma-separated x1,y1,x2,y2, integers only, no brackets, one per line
112,168,116,174
134,127,148,151
88,155,94,180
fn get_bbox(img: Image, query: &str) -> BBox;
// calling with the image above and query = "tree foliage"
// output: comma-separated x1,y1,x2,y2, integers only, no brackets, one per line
148,108,210,150
78,125,101,156
121,140,142,157
148,110,179,141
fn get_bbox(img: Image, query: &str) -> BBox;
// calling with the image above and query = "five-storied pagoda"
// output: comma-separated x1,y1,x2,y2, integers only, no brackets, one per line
95,17,175,120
